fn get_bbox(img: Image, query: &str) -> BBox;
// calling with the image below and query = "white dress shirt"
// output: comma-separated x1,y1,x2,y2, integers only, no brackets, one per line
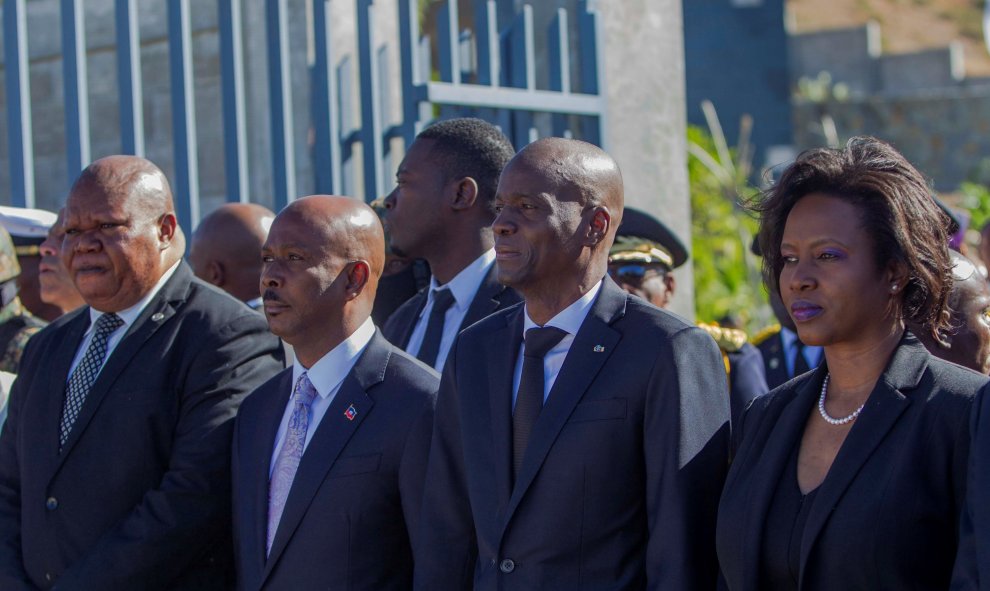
511,280,603,407
268,317,375,476
67,260,182,377
780,326,823,377
406,249,496,371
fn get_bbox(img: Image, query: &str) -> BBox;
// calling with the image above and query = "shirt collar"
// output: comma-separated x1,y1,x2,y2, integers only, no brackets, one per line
523,279,603,336
292,316,376,400
780,326,799,349
88,259,182,332
426,249,496,311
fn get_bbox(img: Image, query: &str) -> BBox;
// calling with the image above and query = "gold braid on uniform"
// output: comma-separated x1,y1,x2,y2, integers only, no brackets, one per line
697,322,749,377
750,324,781,347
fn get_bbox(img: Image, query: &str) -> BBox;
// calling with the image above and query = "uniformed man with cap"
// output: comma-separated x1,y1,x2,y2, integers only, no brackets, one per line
0,206,61,322
608,207,768,427
0,222,45,374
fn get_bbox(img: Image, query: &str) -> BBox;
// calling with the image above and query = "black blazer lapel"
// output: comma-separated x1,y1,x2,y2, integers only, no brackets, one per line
504,279,624,524
247,370,295,573
736,368,822,591
55,265,191,466
396,291,427,349
262,333,388,579
39,310,90,473
461,264,514,330
486,307,524,515
797,336,925,583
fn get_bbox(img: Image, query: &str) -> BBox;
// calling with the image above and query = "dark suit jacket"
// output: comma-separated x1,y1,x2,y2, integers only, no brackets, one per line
952,367,990,590
382,263,520,351
415,277,730,591
756,330,789,390
232,331,437,591
727,342,769,430
0,263,283,591
718,334,984,591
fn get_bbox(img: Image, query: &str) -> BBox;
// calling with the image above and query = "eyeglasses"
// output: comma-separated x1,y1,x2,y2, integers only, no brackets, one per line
607,264,668,285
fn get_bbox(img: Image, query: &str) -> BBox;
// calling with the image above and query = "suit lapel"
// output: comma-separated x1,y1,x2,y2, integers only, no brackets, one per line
248,370,294,572
39,310,90,472
461,264,510,330
262,333,387,580
503,279,625,524
797,335,926,584
54,266,190,468
397,291,427,349
737,368,822,591
487,307,523,514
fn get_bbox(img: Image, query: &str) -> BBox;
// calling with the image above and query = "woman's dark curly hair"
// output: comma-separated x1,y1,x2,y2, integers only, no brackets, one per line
754,136,953,336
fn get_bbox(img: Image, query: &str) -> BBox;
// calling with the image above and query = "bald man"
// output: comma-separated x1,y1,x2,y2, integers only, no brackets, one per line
0,156,283,590
417,138,730,590
189,203,275,309
232,196,437,590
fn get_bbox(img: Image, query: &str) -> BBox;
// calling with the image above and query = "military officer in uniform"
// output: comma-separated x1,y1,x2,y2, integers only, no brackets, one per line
0,223,45,374
607,207,768,426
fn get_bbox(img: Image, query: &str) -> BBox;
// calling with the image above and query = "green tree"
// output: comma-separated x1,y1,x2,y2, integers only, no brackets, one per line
687,110,769,333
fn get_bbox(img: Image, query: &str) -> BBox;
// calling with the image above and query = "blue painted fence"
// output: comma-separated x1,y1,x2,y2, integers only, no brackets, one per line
1,0,605,231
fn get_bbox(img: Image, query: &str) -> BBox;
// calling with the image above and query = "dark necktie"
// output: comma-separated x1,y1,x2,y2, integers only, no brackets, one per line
416,287,456,367
60,313,125,449
793,340,810,377
513,326,568,479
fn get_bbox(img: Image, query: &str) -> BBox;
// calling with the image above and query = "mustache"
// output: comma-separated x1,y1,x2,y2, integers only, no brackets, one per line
262,289,283,303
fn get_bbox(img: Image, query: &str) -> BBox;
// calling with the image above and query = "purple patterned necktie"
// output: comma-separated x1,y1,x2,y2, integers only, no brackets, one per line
267,372,319,554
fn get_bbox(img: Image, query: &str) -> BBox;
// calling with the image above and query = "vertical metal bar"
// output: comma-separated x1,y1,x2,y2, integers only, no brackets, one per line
4,0,35,207
116,0,144,156
338,57,356,196
312,0,341,194
377,44,392,194
549,8,570,137
266,0,296,208
357,0,383,201
578,0,604,147
61,0,91,181
266,0,296,207
508,5,534,148
437,0,460,84
219,0,249,202
397,0,420,145
474,0,499,87
168,0,200,228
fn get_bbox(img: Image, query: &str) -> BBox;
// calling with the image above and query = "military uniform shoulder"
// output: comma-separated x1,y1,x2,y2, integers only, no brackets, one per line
751,324,781,347
697,322,747,353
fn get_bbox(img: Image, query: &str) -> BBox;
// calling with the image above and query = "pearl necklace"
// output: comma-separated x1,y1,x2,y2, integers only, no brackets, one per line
817,373,865,426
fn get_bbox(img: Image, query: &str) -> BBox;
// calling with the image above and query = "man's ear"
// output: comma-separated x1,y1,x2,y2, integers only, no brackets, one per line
345,260,371,300
585,206,612,246
158,213,177,247
206,261,225,288
449,177,479,211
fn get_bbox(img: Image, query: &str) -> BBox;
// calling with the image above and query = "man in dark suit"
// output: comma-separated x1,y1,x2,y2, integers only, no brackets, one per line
0,155,283,590
416,138,730,590
232,195,437,590
382,117,520,370
607,206,768,427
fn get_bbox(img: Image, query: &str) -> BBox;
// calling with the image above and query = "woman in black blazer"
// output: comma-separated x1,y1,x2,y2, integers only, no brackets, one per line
717,136,990,591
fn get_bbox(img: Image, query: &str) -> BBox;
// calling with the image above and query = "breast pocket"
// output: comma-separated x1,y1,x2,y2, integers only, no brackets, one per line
328,453,382,478
567,398,627,423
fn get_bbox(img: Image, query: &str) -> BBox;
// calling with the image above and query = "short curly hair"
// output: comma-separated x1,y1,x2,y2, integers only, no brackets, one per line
754,136,953,335
416,118,515,211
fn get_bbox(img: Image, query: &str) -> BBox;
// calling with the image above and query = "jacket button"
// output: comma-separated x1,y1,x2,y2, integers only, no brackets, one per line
499,559,515,573
45,572,52,582
45,497,58,510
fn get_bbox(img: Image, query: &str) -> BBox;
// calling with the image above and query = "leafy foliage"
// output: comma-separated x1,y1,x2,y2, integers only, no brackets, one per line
688,124,771,333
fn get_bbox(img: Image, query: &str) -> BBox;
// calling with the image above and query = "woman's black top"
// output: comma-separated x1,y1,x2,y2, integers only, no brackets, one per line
759,444,819,591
